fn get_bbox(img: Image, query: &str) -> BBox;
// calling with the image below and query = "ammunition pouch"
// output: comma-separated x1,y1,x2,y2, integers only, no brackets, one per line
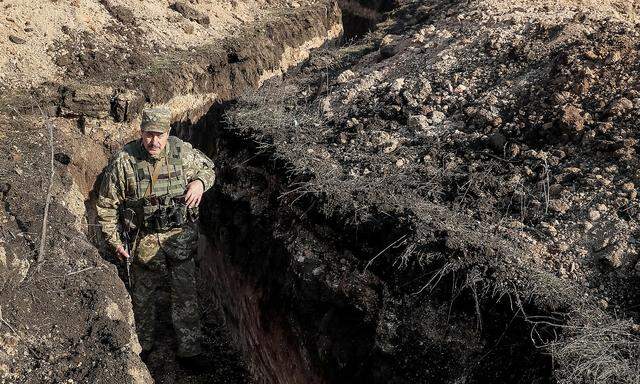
122,195,197,233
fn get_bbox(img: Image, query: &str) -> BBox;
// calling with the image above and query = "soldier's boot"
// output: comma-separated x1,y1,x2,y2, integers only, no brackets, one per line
170,257,204,359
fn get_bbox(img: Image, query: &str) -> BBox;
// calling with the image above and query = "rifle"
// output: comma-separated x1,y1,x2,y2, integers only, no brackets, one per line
122,229,133,289
119,205,138,290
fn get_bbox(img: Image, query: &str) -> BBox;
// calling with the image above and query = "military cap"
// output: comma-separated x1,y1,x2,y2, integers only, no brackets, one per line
141,107,171,133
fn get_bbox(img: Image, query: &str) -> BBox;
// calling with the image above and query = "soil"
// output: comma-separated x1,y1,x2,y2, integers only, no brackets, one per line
219,0,640,382
0,0,343,383
4,0,640,383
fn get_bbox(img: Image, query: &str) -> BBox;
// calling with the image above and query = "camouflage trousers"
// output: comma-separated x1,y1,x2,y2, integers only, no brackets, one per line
131,225,203,358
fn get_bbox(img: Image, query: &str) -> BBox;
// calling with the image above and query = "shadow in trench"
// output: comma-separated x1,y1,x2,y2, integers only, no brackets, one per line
142,238,251,384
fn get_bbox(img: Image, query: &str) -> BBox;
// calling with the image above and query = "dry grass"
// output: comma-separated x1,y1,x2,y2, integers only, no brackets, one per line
550,319,640,384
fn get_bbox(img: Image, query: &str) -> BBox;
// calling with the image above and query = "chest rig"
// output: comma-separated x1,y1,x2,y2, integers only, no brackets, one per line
121,137,193,233
134,138,186,198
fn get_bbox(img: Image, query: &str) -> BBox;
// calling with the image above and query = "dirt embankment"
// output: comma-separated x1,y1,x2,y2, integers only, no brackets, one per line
5,0,640,383
191,0,640,383
0,1,344,382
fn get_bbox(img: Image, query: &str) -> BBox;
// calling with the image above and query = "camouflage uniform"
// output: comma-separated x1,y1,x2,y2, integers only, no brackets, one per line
96,108,215,358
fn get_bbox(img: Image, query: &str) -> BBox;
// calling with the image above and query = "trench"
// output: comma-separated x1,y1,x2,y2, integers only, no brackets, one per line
160,100,558,384
338,0,396,41
108,2,561,383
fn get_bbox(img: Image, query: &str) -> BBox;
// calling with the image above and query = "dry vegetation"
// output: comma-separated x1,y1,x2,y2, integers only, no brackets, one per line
225,0,640,381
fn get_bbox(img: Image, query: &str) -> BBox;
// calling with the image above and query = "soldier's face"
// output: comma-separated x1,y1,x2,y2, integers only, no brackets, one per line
141,130,169,156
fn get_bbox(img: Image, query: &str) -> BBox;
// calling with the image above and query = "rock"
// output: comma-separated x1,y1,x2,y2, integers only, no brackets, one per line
605,51,622,64
408,115,429,130
574,78,592,95
182,22,194,34
454,84,467,93
170,1,210,26
558,266,567,277
54,153,71,165
554,91,573,105
465,106,501,128
336,70,355,84
415,78,432,101
588,210,601,221
598,299,609,309
8,35,25,44
583,221,593,232
560,105,585,132
431,110,446,124
584,50,598,60
607,97,634,116
391,78,405,92
539,222,557,237
622,182,635,192
605,247,624,268
380,34,401,58
590,218,631,269
548,200,569,214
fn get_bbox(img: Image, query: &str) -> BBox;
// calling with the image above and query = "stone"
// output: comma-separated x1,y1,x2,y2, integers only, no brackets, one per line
415,78,432,101
588,210,601,221
539,222,557,237
182,22,194,34
605,51,622,64
336,70,355,84
607,97,634,116
622,182,635,192
561,105,584,132
8,35,25,44
0,244,5,268
170,1,210,26
598,299,609,309
431,110,446,124
548,200,569,214
408,115,429,130
390,78,405,92
380,34,401,58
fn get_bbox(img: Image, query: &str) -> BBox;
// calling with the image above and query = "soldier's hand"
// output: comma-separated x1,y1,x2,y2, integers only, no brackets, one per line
184,180,204,208
115,245,130,261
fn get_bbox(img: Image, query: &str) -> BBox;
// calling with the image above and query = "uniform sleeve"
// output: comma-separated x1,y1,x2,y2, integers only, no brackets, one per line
181,141,216,191
96,155,128,251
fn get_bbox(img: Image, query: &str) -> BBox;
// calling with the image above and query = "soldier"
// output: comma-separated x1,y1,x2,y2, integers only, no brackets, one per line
96,107,215,368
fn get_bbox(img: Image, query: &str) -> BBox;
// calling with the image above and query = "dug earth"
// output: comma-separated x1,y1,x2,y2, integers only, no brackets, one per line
3,0,640,384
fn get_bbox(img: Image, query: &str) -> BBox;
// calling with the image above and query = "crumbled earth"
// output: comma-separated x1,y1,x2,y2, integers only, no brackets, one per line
222,0,640,382
0,0,307,90
5,0,640,383
0,0,342,383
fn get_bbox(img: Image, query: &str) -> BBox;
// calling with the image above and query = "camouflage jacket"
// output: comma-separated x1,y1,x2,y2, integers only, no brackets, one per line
96,136,215,251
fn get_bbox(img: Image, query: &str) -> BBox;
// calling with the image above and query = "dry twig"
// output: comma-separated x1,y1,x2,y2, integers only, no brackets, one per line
35,106,55,270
